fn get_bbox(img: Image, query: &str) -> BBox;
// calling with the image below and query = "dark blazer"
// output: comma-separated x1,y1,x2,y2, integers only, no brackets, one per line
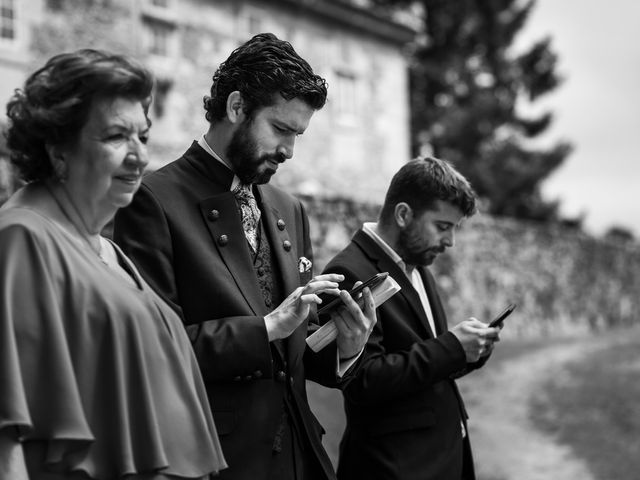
323,229,487,480
114,142,342,480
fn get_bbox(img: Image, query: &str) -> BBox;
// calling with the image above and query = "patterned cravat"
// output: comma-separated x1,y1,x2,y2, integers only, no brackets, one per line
233,183,261,252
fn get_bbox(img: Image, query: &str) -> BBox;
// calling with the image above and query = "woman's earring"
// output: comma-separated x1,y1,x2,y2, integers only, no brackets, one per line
53,161,68,183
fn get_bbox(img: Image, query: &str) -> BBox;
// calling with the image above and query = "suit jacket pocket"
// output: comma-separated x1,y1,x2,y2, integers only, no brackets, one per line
366,410,436,437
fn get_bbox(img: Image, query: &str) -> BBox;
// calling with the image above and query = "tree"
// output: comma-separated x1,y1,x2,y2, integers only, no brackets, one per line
368,0,572,221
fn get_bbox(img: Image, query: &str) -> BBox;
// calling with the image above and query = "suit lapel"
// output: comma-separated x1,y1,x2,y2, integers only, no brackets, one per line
352,231,435,339
199,194,269,317
258,189,299,296
419,267,448,335
256,186,302,363
185,143,269,317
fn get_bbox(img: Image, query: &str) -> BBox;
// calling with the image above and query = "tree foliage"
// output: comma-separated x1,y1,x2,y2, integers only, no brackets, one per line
369,0,572,221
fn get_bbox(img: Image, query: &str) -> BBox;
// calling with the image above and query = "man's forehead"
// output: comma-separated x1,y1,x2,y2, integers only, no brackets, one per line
427,200,465,223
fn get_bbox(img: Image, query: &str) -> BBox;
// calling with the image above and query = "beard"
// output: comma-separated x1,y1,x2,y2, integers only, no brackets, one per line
225,119,286,184
397,224,444,267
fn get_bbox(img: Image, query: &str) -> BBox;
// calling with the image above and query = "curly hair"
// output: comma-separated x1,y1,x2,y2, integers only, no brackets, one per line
5,49,154,182
203,33,328,123
379,156,478,224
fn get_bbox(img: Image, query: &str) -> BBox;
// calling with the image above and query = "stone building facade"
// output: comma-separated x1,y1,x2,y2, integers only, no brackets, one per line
0,0,414,203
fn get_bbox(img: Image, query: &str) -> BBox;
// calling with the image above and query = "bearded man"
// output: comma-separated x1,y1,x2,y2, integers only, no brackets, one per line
114,33,376,480
322,156,501,480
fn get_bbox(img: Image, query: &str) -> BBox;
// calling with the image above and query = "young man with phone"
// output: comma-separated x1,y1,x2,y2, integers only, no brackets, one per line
322,157,501,480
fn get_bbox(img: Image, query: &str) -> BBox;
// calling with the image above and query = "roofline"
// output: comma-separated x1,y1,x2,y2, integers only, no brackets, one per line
270,0,416,46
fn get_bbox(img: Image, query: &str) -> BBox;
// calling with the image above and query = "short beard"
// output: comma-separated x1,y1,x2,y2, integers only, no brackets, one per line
225,119,285,184
397,225,442,267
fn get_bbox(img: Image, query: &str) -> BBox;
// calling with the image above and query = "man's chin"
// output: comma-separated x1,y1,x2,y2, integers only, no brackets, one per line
253,169,277,184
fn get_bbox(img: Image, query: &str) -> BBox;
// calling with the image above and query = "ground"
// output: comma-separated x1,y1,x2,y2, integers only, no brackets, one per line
307,332,627,480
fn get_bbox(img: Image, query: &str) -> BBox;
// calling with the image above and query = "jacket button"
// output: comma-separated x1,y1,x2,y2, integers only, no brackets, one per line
276,370,286,382
282,240,292,251
245,375,253,381
253,370,263,378
218,235,228,246
208,209,220,220
233,376,242,382
277,219,286,230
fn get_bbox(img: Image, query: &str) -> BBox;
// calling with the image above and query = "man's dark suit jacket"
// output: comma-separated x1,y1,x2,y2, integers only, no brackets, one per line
323,229,487,480
113,142,343,480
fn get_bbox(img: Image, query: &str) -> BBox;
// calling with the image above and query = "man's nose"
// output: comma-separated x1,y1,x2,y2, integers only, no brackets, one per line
442,230,455,248
276,138,295,160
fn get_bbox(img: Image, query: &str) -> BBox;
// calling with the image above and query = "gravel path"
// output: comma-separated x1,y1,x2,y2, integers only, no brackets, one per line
458,338,602,480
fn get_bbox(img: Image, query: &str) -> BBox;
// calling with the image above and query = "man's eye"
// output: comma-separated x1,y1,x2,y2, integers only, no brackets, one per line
139,134,149,145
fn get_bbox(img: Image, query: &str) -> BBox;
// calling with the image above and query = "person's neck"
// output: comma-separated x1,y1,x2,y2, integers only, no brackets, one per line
203,127,234,171
376,222,400,253
45,181,109,252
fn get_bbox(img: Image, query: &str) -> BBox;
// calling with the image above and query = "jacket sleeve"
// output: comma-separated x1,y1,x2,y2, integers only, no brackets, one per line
113,184,274,383
321,262,469,406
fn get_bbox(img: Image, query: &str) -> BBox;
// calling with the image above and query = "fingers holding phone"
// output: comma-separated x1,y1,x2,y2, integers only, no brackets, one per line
332,283,377,360
450,317,500,362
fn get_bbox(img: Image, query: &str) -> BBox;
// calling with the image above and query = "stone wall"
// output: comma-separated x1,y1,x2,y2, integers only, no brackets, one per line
300,195,640,339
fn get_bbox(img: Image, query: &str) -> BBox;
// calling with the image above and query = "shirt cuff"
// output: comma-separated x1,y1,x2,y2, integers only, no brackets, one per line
336,348,363,378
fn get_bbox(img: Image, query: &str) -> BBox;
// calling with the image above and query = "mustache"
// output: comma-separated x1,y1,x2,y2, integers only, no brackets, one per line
261,152,286,164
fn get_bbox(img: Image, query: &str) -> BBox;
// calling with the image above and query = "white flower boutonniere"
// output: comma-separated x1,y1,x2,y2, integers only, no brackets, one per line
298,256,312,274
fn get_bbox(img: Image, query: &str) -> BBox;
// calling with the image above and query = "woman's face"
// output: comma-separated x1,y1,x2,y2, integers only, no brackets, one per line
60,96,150,219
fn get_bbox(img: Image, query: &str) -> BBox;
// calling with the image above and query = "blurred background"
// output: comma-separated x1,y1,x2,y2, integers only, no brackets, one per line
1,1,638,479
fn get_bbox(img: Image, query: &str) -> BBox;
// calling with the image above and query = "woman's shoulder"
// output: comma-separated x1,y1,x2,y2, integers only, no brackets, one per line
0,183,57,234
0,194,61,257
0,205,54,241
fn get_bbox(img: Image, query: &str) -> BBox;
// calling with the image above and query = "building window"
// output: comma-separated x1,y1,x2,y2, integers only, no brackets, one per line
147,21,171,56
0,0,16,42
334,71,357,116
238,9,263,41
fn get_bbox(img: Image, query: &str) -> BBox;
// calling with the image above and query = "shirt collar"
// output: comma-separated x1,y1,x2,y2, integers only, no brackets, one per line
362,222,414,276
198,134,242,191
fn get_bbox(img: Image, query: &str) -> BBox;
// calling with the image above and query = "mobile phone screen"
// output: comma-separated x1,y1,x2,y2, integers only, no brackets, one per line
317,272,388,315
488,303,517,328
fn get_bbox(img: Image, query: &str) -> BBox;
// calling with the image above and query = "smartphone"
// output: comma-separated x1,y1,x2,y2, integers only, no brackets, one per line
317,272,388,315
488,303,517,328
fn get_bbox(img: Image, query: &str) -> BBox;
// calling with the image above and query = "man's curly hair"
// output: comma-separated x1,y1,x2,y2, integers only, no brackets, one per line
203,33,328,123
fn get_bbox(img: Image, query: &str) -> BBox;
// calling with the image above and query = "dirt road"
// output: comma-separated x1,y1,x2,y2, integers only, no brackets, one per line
309,334,613,479
459,337,603,480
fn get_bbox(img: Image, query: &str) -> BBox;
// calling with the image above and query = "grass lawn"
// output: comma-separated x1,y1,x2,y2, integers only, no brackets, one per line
529,330,640,480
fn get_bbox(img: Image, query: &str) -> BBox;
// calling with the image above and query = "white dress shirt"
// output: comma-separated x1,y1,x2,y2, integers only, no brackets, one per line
362,223,437,336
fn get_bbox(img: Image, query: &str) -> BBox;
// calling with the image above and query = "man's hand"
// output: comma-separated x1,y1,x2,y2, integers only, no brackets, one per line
330,282,377,360
264,274,344,341
450,317,501,363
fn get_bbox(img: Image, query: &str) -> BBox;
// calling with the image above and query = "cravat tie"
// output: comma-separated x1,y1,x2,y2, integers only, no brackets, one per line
233,183,261,252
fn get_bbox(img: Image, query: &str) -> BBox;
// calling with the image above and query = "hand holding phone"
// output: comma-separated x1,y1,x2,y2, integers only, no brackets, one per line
317,272,388,316
488,303,517,328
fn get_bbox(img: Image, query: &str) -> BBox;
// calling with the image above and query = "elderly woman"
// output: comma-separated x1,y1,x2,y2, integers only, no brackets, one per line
0,50,226,479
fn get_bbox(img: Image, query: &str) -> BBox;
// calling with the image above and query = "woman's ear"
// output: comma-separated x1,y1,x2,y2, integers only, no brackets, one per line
394,202,413,229
226,91,245,124
45,143,68,182
45,143,63,163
